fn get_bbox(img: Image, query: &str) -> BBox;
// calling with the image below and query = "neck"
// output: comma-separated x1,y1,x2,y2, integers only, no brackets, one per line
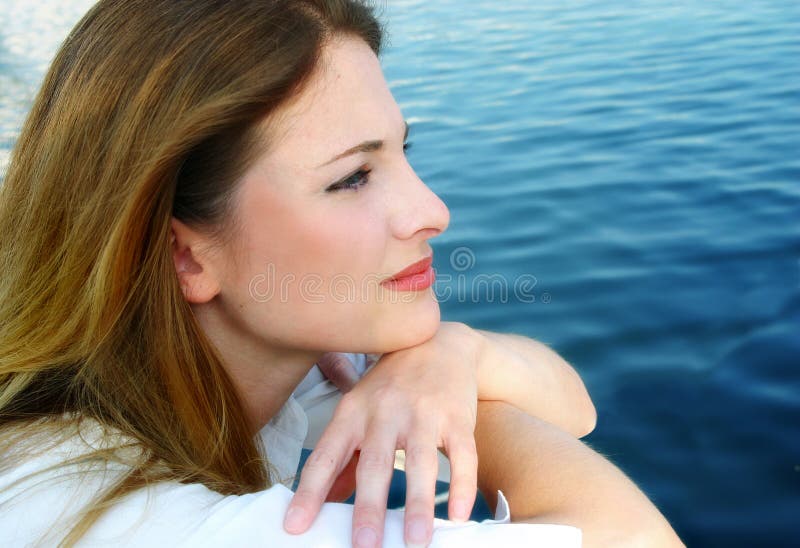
191,303,323,433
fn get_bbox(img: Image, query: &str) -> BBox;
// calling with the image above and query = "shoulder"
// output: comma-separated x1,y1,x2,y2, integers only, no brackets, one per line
0,418,141,545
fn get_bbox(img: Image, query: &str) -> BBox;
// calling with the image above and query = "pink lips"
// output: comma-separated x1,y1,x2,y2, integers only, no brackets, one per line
381,254,436,292
386,255,433,281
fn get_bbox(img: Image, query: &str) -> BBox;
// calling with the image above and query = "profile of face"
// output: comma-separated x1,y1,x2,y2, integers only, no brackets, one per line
176,35,450,356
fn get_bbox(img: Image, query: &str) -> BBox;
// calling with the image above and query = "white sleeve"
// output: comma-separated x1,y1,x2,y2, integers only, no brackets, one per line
0,419,581,547
79,482,581,547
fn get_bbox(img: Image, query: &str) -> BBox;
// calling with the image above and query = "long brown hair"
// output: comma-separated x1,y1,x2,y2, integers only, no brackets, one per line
0,0,383,543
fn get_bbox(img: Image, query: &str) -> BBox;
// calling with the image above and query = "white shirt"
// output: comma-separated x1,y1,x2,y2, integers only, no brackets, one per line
0,354,582,547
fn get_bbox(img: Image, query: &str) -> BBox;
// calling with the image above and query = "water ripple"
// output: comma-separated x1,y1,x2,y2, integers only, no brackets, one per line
2,0,799,543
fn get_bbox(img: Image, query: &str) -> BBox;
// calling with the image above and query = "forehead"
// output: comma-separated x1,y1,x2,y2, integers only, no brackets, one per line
261,35,404,172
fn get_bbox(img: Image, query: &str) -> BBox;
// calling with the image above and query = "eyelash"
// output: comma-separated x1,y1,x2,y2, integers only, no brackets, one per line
327,141,413,192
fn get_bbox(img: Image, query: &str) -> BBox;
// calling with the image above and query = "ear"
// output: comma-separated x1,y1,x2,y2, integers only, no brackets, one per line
170,217,222,304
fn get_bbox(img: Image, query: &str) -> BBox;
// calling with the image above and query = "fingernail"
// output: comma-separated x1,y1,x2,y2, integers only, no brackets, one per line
283,506,306,533
406,517,428,545
354,526,378,548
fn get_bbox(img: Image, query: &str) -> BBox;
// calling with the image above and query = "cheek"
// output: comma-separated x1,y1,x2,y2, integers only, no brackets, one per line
235,198,386,309
250,231,389,350
223,184,437,352
298,208,385,278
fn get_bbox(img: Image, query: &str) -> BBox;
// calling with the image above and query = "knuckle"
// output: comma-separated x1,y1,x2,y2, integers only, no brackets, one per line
371,384,399,405
450,467,478,492
404,444,438,470
404,496,434,514
351,504,384,529
303,447,339,475
456,321,473,336
291,487,318,506
449,469,478,491
449,446,478,482
447,320,468,332
411,397,436,417
335,392,360,417
357,449,395,473
449,321,472,340
449,435,478,458
452,453,478,476
453,321,482,351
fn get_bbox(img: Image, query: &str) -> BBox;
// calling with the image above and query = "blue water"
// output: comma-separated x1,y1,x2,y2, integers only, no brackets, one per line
2,0,799,545
380,1,800,545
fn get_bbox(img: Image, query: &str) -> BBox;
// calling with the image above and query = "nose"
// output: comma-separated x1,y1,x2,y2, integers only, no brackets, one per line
389,161,450,241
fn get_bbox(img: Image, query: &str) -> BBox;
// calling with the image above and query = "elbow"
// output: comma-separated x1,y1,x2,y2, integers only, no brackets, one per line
577,398,597,438
546,344,596,438
571,398,596,438
567,368,597,438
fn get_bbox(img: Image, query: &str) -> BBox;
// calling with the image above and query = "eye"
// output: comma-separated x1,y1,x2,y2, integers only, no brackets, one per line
326,141,413,193
326,167,372,192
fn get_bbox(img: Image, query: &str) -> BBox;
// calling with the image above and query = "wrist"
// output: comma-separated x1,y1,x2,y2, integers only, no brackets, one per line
440,320,486,374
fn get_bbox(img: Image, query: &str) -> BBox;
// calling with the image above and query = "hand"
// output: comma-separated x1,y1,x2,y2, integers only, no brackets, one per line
314,352,361,503
283,322,485,548
325,450,359,503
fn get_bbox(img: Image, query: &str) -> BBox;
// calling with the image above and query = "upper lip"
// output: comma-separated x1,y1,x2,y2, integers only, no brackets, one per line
385,254,433,281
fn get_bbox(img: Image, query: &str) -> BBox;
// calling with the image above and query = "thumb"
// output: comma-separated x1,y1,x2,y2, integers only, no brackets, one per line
317,352,359,393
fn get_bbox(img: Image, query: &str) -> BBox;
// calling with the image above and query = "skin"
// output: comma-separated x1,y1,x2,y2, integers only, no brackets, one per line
171,34,466,547
289,322,483,548
172,33,450,429
171,33,677,547
474,402,685,547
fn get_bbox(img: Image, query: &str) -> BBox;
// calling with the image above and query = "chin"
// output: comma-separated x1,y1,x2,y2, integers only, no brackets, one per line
373,290,441,352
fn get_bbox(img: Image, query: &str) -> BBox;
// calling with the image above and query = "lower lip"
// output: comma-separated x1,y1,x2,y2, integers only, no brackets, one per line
381,266,436,292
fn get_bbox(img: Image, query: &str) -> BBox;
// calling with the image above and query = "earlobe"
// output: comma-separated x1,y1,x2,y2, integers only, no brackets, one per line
170,217,221,304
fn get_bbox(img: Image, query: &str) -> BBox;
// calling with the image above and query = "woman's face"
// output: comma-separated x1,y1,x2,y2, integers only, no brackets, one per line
211,35,450,354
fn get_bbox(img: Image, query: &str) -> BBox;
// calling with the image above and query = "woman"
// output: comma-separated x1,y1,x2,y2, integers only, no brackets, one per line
0,0,682,546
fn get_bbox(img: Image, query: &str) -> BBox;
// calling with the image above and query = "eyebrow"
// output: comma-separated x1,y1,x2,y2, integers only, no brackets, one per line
317,121,410,168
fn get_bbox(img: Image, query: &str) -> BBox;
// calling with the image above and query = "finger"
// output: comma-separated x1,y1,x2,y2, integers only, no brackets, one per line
351,422,398,548
444,426,478,523
317,352,359,393
402,423,439,547
284,420,358,534
326,450,359,502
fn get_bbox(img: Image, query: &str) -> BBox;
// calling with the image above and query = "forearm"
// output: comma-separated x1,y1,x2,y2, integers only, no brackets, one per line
475,401,683,547
476,329,596,437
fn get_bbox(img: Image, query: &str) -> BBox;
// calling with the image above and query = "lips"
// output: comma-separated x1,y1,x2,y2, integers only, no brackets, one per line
385,254,433,281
